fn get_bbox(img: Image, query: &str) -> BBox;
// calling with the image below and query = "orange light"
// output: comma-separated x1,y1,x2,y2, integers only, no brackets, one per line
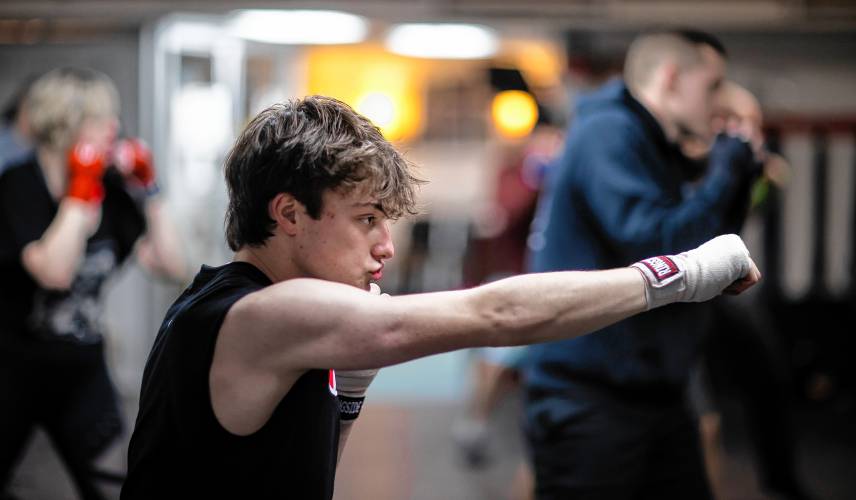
306,45,424,141
504,39,565,88
491,90,538,139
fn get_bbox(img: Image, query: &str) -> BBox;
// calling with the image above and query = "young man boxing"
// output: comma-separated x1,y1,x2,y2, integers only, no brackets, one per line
121,95,759,499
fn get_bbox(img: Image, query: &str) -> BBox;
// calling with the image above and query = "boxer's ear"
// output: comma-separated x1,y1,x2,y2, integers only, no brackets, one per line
270,193,300,236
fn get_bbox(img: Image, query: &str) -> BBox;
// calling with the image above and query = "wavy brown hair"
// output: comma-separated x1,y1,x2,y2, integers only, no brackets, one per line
224,95,422,251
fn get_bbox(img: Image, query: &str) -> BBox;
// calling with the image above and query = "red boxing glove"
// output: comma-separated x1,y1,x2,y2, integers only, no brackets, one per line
115,138,157,193
67,142,106,203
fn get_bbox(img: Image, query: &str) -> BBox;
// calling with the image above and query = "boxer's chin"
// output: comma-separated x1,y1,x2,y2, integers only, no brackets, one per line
355,277,370,291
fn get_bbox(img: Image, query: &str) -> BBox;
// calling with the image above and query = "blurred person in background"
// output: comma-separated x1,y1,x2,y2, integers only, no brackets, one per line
686,82,810,500
523,30,765,499
0,67,186,500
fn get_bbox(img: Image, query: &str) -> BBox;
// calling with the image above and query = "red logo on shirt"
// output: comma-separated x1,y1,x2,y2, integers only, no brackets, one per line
328,369,337,396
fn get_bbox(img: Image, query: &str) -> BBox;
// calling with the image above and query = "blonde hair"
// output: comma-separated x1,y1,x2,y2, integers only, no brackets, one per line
25,67,119,151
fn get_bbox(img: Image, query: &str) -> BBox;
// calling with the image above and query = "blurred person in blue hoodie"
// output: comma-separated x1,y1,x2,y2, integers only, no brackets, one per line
523,30,764,500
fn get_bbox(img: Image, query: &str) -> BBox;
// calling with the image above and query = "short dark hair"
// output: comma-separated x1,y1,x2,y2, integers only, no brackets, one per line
624,29,727,92
675,29,727,57
224,95,422,251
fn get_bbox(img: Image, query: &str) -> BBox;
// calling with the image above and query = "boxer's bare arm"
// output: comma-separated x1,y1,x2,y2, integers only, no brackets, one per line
209,267,648,435
214,229,762,433
254,268,645,370
211,233,759,435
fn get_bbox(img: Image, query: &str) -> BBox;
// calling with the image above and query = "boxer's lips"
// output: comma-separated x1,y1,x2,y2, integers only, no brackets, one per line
370,266,383,281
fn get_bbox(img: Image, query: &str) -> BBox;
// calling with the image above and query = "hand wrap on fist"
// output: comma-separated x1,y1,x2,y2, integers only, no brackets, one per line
115,137,158,196
67,142,107,203
335,369,378,422
631,234,755,310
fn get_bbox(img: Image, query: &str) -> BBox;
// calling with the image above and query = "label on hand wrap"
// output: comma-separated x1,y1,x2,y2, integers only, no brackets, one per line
337,395,365,421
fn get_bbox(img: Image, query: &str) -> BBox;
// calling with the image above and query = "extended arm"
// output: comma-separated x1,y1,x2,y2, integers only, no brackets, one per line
211,235,758,439
230,266,646,374
226,234,756,374
210,265,648,441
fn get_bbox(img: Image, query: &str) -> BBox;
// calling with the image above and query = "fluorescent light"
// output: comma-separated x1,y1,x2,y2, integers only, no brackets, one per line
385,23,498,59
229,10,368,45
163,20,223,53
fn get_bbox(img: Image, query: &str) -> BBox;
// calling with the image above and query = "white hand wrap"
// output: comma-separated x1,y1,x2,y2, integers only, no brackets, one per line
335,369,378,422
631,234,752,310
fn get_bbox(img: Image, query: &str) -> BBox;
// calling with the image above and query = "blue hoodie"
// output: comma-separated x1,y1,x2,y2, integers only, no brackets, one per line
524,80,756,415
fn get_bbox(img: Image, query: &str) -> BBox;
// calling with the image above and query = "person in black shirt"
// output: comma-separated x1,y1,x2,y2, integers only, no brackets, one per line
0,67,186,500
122,95,761,500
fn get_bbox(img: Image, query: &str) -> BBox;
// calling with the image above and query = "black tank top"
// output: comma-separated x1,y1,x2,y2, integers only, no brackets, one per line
122,262,340,499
